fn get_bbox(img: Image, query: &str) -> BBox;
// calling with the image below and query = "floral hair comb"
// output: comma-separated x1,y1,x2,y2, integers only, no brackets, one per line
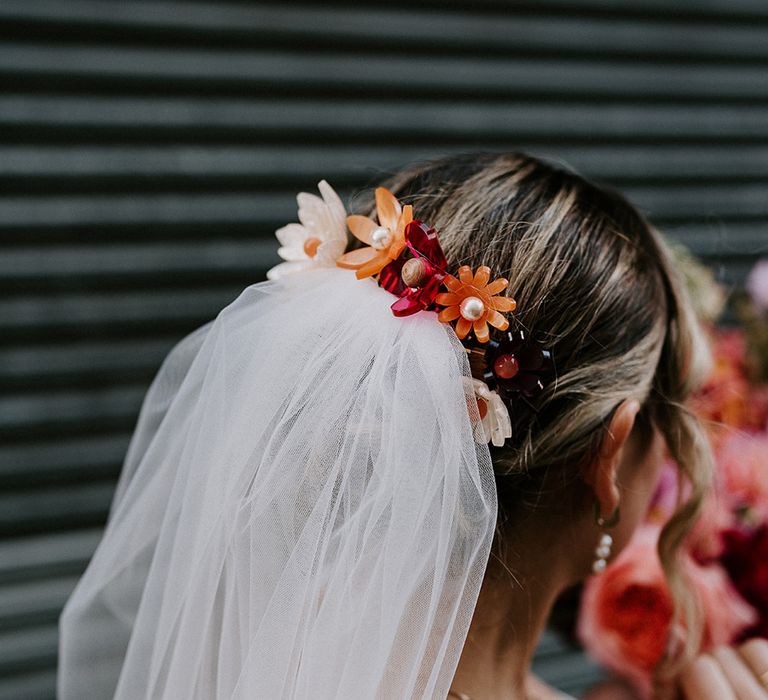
267,181,553,446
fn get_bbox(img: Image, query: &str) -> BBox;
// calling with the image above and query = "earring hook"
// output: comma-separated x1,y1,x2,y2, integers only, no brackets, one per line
593,500,620,528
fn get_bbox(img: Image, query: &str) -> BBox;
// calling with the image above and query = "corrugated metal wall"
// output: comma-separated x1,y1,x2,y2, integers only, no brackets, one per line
1,1,766,697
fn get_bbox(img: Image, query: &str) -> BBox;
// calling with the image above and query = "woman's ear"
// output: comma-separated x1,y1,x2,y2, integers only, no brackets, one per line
581,399,641,519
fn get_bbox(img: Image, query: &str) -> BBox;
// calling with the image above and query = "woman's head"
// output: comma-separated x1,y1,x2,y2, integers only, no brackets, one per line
349,151,714,678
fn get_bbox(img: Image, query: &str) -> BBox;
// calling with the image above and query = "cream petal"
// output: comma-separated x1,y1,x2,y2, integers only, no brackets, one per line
317,180,347,233
490,392,512,446
314,237,348,265
470,378,492,402
297,185,347,244
277,244,308,262
275,223,308,248
296,192,325,232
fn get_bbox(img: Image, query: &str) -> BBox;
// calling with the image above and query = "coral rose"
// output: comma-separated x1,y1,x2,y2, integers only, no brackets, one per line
578,523,756,698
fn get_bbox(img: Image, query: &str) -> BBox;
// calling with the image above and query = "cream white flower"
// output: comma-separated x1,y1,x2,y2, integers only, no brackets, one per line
465,377,512,447
266,180,348,280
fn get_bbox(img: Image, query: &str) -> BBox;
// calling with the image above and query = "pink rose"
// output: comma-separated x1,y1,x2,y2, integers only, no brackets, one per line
647,460,680,525
716,430,768,518
686,491,735,563
646,461,733,562
746,258,768,312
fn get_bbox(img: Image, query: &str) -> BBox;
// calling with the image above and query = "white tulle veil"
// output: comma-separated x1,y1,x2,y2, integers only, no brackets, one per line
58,264,498,699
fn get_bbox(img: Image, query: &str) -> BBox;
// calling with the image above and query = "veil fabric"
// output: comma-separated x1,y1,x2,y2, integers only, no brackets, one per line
58,265,498,699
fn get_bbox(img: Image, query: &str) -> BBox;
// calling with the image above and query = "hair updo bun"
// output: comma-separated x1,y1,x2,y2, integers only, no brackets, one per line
346,151,714,685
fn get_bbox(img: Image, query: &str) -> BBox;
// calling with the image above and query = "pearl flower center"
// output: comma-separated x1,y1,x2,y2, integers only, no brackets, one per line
459,296,485,321
370,226,392,250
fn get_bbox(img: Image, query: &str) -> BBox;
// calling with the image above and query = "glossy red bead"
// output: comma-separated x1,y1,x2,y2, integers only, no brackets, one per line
493,353,519,379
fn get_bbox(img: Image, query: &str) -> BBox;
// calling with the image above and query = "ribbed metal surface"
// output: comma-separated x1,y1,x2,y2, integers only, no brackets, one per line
1,1,766,697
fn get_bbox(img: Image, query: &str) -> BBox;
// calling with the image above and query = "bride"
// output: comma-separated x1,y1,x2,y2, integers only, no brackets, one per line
57,152,768,699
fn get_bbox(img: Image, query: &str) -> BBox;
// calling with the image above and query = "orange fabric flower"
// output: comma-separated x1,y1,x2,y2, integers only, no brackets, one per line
435,265,516,343
335,187,413,279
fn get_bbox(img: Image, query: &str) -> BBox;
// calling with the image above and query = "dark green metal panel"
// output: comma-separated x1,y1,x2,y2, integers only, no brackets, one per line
1,1,766,697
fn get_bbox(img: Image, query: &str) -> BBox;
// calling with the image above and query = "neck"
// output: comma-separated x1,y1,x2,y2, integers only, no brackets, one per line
449,512,575,700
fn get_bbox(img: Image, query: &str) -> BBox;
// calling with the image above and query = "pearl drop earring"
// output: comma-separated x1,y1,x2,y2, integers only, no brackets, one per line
592,533,613,574
592,500,620,574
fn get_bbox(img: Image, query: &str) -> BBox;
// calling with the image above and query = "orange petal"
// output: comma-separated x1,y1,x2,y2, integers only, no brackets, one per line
399,204,414,232
473,289,493,307
486,308,510,331
473,266,491,288
490,296,517,313
435,292,463,305
438,305,461,322
473,318,490,343
388,236,406,260
347,215,378,244
375,187,401,232
355,251,389,279
336,247,379,269
455,317,472,339
458,266,474,285
443,274,462,292
484,277,509,295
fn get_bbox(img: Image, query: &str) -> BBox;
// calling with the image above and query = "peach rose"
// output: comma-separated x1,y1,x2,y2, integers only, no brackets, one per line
716,429,768,518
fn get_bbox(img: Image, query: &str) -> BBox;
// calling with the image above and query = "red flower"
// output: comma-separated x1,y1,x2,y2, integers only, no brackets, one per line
720,524,768,639
378,220,449,317
578,523,756,699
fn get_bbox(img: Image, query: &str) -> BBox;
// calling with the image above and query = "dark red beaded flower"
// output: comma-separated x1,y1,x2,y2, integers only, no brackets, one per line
481,328,553,398
378,220,449,317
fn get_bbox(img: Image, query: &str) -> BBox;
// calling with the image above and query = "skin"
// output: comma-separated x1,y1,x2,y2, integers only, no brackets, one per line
447,399,768,699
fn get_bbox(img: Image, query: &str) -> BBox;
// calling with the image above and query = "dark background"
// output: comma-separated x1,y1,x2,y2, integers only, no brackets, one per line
2,1,767,698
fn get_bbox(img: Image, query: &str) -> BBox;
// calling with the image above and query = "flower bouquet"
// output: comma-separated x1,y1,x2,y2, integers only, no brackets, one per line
576,251,768,698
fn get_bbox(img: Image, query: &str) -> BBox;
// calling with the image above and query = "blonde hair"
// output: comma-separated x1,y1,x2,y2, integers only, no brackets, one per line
349,151,714,685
